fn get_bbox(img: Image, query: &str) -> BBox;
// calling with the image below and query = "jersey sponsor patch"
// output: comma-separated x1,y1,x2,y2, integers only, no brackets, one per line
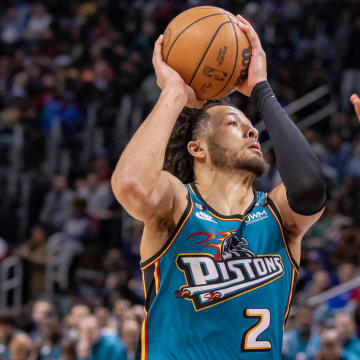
195,211,217,223
175,231,284,310
244,210,269,224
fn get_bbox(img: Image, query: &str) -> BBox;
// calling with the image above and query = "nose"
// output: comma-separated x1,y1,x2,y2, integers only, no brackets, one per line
246,126,258,140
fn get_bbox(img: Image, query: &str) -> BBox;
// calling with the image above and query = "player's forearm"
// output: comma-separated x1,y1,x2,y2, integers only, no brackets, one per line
112,85,187,195
252,81,326,215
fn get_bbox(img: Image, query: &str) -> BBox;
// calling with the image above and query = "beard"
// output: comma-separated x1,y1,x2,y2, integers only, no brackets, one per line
207,138,269,178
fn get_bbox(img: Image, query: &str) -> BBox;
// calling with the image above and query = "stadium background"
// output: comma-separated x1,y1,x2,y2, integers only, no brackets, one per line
0,0,360,359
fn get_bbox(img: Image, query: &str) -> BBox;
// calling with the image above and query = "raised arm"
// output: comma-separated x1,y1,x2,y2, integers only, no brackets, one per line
235,15,326,263
111,35,204,224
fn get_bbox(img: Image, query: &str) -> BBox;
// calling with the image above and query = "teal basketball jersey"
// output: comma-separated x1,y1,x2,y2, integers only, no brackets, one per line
139,182,298,360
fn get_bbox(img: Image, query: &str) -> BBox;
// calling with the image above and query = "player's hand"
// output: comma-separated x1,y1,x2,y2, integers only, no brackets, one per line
152,35,205,109
235,15,267,97
350,94,360,121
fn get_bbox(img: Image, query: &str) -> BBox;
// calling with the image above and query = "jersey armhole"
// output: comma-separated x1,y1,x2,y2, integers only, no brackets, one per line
266,193,299,272
140,190,194,269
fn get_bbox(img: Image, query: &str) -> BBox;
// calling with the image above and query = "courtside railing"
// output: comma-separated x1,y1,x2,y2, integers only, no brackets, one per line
307,275,360,307
0,255,23,312
257,84,338,152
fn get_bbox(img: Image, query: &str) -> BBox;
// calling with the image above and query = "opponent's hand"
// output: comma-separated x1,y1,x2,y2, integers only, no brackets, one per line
350,94,360,121
152,35,205,109
235,15,267,97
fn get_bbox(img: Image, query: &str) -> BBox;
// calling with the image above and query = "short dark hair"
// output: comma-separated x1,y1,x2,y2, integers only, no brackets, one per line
163,98,232,183
0,310,15,327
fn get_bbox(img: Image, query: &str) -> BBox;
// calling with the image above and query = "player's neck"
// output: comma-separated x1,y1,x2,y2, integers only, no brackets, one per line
194,169,255,216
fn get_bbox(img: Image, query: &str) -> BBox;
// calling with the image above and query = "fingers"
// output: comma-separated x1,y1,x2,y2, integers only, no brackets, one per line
350,93,360,105
236,15,263,53
152,34,164,68
186,88,206,109
194,99,206,109
236,14,252,27
351,94,360,121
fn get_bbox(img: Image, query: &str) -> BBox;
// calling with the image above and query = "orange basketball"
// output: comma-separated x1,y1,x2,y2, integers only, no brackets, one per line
161,6,251,100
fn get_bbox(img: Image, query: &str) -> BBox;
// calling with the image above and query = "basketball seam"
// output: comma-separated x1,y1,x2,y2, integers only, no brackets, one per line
210,16,239,98
188,20,231,86
165,13,226,63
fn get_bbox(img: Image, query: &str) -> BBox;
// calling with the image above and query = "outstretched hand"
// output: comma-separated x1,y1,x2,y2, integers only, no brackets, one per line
350,94,360,121
235,15,267,97
152,35,205,109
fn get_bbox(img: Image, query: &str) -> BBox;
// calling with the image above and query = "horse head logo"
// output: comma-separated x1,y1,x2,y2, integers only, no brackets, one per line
221,232,255,259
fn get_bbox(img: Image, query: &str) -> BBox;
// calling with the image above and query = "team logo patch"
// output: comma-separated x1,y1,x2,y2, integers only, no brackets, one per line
195,202,206,211
175,231,284,310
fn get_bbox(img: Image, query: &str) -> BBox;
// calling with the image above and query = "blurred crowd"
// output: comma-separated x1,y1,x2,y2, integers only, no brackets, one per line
0,298,142,360
0,0,360,359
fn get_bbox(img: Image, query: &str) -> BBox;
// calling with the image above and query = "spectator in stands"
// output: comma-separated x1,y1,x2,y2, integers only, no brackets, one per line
130,305,145,327
77,315,127,360
33,311,62,360
0,7,23,45
94,307,116,336
15,225,48,300
328,263,357,311
111,299,131,334
10,332,33,360
283,305,321,360
62,197,96,243
307,270,331,298
316,328,358,360
30,299,56,340
0,311,32,360
25,3,52,40
60,336,77,360
40,175,74,230
76,172,113,219
324,134,352,180
345,142,360,179
335,313,360,357
65,304,91,339
120,318,139,360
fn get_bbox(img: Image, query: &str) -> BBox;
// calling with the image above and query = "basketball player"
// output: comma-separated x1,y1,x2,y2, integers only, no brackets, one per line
111,15,326,360
351,94,360,121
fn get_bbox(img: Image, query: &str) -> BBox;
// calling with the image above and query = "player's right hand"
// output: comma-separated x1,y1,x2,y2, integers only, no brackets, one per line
235,15,267,97
350,94,360,121
152,35,205,109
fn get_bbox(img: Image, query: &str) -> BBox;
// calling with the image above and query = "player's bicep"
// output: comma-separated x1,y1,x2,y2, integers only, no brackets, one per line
269,183,324,236
111,170,183,223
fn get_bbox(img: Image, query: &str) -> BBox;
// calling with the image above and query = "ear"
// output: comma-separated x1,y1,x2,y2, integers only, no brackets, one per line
187,140,206,160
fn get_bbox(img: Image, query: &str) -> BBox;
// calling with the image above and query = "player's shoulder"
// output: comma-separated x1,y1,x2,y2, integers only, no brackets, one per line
161,170,188,201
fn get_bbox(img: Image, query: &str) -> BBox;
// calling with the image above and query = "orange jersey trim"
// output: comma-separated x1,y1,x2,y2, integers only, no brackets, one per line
266,195,299,273
141,197,194,270
283,268,296,327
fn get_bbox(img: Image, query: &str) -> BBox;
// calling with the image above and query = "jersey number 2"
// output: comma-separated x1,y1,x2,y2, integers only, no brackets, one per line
241,308,272,352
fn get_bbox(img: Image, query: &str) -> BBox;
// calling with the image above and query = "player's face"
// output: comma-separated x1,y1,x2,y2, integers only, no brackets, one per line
205,105,268,177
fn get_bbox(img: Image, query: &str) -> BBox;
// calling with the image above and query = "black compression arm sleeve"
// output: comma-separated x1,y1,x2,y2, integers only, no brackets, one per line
251,81,326,215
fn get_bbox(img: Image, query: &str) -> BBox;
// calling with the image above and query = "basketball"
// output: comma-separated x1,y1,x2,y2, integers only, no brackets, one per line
161,6,251,100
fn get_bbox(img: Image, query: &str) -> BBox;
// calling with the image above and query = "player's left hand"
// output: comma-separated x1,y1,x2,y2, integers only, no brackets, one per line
350,94,360,121
235,15,267,97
